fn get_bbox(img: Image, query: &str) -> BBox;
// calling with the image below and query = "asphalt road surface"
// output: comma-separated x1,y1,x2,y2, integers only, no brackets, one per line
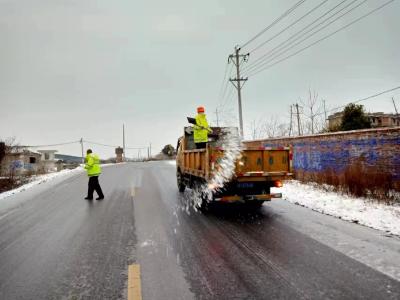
1,162,400,300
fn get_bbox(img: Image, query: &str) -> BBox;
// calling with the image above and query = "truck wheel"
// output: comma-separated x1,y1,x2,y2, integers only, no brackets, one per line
199,197,209,212
177,170,186,193
245,201,264,209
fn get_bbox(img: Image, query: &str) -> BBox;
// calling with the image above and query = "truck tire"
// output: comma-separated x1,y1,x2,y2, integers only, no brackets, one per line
177,170,186,193
199,195,210,212
245,201,264,209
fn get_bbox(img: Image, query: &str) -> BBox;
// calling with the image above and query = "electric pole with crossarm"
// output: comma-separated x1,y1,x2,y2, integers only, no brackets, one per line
229,46,249,138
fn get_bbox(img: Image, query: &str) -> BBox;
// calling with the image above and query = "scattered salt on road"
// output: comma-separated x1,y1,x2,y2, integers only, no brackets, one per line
273,180,400,236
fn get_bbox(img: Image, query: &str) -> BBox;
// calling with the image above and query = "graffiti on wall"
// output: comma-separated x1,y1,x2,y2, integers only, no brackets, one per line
263,134,400,179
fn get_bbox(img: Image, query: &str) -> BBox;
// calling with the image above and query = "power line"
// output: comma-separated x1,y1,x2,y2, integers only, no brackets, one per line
83,140,147,150
245,0,364,75
83,140,117,148
248,0,330,54
317,85,400,117
23,141,80,148
218,62,230,100
244,0,365,75
220,84,236,113
240,0,308,49
247,0,395,77
243,0,351,73
219,63,234,107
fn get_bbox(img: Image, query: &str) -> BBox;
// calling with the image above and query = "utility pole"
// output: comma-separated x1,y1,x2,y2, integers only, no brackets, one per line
295,103,302,136
323,99,327,130
392,97,398,115
393,97,399,126
229,46,249,138
149,143,152,158
80,138,84,164
289,105,293,137
215,108,220,127
123,124,126,162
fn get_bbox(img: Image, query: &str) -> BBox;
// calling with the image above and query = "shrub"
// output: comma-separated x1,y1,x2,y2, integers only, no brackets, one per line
295,158,397,204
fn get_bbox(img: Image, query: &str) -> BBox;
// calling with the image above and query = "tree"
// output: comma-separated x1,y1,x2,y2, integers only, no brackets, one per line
249,116,290,140
162,144,175,157
340,103,371,131
0,142,5,164
0,137,20,177
300,88,326,134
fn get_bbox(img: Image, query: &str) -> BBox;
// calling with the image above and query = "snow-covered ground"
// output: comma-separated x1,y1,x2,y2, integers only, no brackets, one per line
169,159,399,235
273,180,400,236
0,167,84,201
0,163,117,201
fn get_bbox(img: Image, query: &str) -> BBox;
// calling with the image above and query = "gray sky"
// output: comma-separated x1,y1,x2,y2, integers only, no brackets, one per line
1,0,399,158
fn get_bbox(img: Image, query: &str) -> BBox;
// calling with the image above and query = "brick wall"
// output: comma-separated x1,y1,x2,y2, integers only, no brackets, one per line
244,127,400,190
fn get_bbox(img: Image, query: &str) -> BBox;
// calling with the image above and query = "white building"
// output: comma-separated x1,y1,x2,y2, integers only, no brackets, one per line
38,150,58,173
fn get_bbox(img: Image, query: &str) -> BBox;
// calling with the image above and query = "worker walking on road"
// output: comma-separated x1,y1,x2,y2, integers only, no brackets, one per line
194,106,212,149
84,149,104,200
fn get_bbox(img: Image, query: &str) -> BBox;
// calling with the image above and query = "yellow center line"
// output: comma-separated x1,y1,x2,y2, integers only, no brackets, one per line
128,264,142,300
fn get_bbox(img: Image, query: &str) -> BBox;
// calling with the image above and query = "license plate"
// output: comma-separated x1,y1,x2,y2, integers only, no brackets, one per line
237,182,254,189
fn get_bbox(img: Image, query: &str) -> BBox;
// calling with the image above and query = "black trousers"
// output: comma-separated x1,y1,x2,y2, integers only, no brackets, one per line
87,176,104,199
195,142,207,149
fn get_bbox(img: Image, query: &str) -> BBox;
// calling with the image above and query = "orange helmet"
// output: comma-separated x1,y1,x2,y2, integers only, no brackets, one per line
197,106,205,113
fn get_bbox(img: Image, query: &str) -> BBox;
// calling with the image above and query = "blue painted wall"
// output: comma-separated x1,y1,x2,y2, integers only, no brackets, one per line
261,129,400,181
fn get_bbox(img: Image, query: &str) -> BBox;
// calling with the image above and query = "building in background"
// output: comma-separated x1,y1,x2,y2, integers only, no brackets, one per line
54,154,82,170
328,111,400,130
0,150,41,175
38,150,58,173
368,112,400,128
115,147,123,163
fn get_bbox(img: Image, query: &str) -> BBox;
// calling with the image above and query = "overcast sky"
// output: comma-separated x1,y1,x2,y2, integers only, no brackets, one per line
1,0,399,158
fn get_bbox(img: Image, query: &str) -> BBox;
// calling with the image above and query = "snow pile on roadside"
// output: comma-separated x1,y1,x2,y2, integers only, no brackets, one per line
0,167,84,200
274,180,400,236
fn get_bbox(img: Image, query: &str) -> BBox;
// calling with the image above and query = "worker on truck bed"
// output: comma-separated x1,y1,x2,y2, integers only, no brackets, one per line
194,106,212,149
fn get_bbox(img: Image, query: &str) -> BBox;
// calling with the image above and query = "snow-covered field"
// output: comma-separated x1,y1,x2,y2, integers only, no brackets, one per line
273,181,400,236
0,163,117,201
0,167,84,201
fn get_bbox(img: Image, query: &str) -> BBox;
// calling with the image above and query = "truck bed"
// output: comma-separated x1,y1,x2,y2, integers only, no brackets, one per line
180,146,292,181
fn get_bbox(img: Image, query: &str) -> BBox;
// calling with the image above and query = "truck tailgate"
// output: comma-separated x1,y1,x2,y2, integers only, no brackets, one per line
237,148,291,175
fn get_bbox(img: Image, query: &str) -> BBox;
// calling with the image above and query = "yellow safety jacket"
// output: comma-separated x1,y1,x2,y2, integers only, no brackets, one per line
194,113,210,143
84,153,102,177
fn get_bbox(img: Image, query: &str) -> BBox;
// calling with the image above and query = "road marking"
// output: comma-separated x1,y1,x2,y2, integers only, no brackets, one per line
128,264,142,300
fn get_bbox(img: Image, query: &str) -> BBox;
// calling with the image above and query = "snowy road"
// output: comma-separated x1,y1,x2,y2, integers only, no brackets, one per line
0,162,400,299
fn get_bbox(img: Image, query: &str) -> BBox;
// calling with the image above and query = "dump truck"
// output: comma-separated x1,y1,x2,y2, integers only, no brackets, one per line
176,127,293,209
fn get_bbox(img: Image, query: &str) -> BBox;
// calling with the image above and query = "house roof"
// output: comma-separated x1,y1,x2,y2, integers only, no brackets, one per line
37,150,58,153
7,150,41,157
